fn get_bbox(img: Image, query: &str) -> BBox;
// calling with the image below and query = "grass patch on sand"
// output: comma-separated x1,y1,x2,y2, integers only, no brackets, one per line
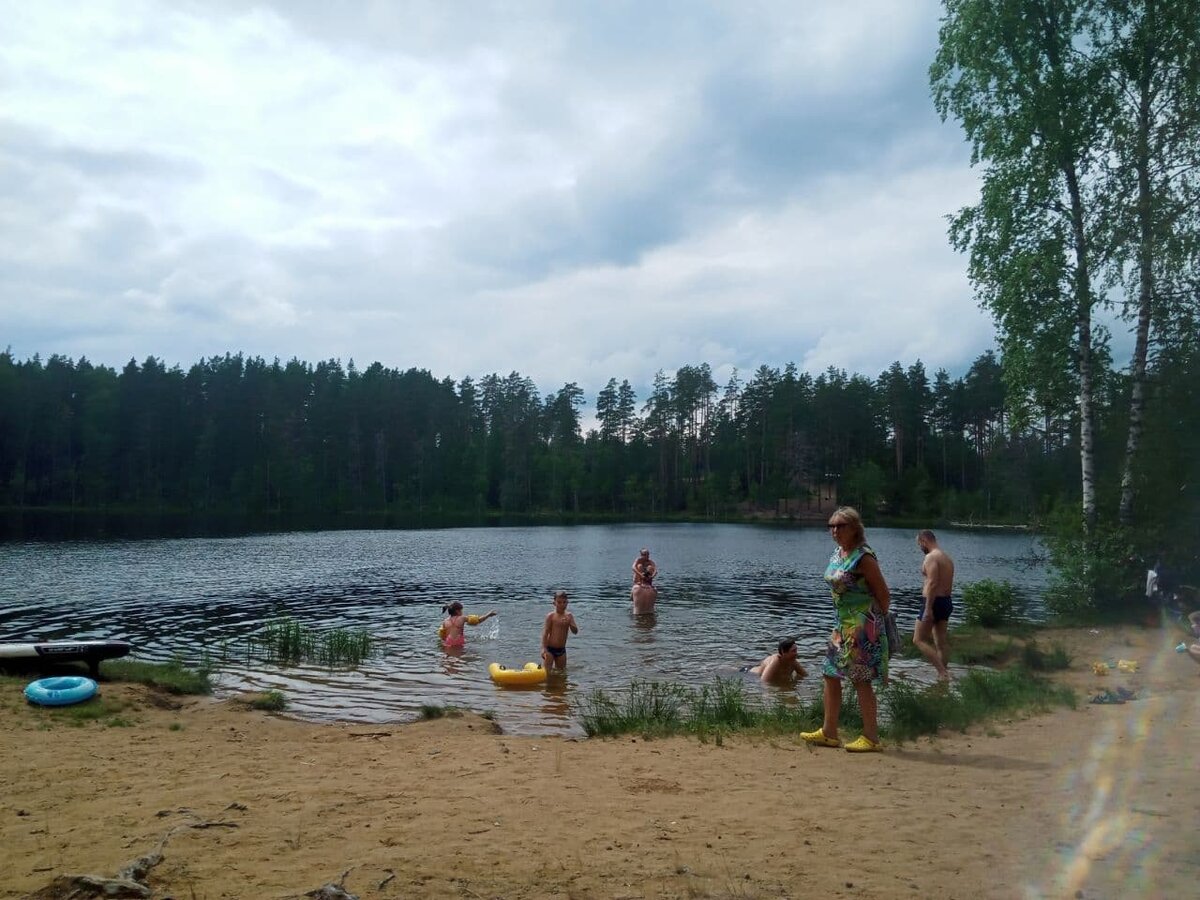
419,704,464,720
942,626,1071,672
883,666,1076,742
103,658,213,695
248,690,288,712
38,695,137,728
580,678,823,739
580,668,1075,744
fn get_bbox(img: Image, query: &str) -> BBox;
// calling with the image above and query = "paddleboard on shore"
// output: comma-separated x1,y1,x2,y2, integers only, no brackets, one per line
0,640,132,676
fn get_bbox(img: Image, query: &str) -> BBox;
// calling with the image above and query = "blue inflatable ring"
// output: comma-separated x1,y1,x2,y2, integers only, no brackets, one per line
25,676,98,707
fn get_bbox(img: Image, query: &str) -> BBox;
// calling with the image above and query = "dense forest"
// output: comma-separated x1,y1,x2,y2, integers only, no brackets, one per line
3,1,1199,611
0,345,1194,538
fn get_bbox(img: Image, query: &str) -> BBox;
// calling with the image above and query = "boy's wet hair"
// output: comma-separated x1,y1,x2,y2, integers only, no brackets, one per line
554,590,568,601
777,637,797,654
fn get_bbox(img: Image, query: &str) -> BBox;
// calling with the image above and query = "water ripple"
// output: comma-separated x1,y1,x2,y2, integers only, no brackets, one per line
0,524,1048,734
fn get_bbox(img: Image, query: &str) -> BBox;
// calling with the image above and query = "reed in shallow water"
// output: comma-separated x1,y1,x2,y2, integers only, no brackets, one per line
249,618,373,667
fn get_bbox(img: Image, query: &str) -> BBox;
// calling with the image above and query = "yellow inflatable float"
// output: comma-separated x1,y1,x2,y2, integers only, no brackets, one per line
488,661,547,687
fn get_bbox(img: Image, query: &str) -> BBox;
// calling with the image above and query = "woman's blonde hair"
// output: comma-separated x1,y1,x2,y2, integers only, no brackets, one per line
831,506,866,546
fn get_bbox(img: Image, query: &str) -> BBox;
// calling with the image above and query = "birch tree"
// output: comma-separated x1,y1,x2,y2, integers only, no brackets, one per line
932,0,1110,530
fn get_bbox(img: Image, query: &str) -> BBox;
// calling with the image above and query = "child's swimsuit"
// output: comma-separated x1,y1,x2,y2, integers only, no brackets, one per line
544,645,566,658
443,634,465,649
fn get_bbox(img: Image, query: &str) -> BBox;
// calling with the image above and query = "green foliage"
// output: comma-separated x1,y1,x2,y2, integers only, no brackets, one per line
884,666,1075,743
419,704,463,720
249,690,288,712
0,345,1057,531
1042,518,1138,616
103,658,212,695
1020,640,1071,672
41,695,133,726
248,618,372,668
578,670,1072,743
961,579,1025,627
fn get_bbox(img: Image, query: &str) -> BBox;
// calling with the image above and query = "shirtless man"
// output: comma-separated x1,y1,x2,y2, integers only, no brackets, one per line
541,591,579,672
915,529,954,680
632,549,657,586
631,548,659,614
747,638,807,686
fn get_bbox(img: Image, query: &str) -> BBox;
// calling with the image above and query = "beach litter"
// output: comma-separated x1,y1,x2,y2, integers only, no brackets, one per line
1092,661,1110,675
1175,642,1188,653
1090,687,1139,705
1116,659,1139,673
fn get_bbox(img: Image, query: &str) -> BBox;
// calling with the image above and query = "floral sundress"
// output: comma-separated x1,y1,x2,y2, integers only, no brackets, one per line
822,544,888,684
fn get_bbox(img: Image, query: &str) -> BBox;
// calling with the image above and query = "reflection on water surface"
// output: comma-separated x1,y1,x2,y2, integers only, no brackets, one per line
0,524,1048,734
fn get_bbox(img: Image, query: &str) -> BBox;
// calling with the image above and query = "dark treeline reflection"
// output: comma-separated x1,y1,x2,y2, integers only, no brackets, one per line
0,347,1192,533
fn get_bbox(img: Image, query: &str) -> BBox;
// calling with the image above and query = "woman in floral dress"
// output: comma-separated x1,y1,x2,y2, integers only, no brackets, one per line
801,506,891,752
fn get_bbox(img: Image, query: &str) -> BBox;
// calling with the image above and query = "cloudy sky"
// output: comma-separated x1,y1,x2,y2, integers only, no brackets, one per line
2,0,995,403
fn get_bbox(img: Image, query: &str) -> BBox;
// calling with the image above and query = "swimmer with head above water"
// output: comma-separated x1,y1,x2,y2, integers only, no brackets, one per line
747,637,808,685
439,602,497,650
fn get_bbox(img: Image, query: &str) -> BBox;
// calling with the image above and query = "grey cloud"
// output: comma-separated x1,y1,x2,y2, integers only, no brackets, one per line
1,120,204,183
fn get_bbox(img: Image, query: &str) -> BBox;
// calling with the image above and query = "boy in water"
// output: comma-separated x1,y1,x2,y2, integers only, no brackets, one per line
541,590,579,672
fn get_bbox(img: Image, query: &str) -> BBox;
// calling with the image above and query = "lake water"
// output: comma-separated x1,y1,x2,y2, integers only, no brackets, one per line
0,524,1049,735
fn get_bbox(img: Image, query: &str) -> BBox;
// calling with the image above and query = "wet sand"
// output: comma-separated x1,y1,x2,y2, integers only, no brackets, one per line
2,625,1196,899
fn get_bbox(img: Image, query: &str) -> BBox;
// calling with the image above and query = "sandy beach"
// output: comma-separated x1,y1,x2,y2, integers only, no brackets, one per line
2,624,1197,900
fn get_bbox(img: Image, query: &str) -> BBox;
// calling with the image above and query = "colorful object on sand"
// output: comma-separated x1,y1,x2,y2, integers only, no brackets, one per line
24,676,99,707
1092,661,1110,675
1116,659,1139,673
488,662,546,687
1176,642,1189,653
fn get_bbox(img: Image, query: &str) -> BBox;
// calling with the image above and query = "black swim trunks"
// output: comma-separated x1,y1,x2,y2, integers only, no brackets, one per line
918,595,954,623
544,645,566,658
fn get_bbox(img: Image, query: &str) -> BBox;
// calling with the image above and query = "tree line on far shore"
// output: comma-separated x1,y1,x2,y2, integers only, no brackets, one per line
1,345,1194,544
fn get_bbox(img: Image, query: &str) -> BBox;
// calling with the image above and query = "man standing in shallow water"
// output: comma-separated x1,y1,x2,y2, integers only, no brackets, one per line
915,529,954,680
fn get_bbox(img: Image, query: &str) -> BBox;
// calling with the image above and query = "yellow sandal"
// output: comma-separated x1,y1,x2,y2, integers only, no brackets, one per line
800,728,841,748
844,735,883,753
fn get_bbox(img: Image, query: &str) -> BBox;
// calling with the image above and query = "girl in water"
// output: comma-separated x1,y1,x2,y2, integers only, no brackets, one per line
439,602,497,650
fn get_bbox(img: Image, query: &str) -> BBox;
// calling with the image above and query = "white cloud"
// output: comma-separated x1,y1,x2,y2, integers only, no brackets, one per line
0,0,991,402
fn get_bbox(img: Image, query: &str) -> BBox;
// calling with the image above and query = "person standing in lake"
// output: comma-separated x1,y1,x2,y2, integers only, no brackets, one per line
631,548,658,614
541,591,579,673
914,529,955,681
801,506,890,753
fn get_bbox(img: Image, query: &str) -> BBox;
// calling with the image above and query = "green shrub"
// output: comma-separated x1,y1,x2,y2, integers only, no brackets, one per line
250,690,288,712
962,579,1025,627
1021,640,1071,671
1041,518,1141,617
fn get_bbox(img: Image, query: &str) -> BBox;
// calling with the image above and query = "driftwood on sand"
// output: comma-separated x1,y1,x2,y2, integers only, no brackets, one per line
21,807,363,900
